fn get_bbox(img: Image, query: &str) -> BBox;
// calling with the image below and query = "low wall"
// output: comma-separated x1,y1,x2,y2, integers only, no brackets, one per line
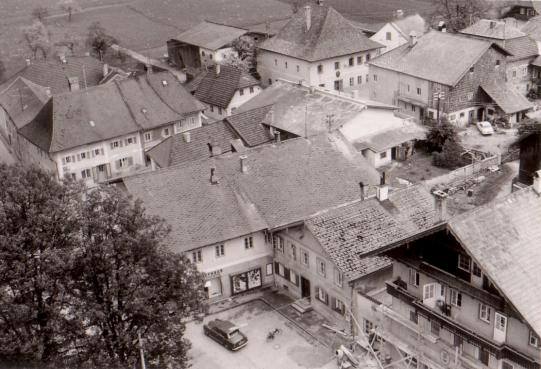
424,154,501,188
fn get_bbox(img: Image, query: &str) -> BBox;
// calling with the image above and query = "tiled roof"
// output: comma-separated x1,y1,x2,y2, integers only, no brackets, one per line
146,120,239,168
171,21,247,51
224,105,273,147
392,14,428,38
532,54,541,66
354,124,427,152
521,16,541,41
501,36,539,61
247,18,290,36
448,187,541,337
460,19,526,40
306,185,438,281
0,77,50,129
481,81,533,114
237,82,367,137
18,99,53,152
370,31,509,86
350,21,385,35
258,5,383,61
193,65,259,109
5,56,105,95
125,135,381,251
115,72,205,130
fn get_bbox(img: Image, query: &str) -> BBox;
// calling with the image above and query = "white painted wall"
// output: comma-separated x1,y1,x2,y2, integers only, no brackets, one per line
200,47,238,67
370,23,407,54
203,85,262,119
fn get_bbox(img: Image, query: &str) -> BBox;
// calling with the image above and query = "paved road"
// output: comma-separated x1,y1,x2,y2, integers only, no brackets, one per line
186,300,336,369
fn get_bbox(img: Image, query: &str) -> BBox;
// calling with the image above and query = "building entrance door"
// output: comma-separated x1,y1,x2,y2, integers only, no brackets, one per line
301,276,311,300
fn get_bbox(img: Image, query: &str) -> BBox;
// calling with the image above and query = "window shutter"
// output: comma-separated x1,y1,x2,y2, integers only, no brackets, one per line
91,167,98,180
295,274,299,286
133,136,137,143
110,142,114,150
331,297,336,311
119,140,124,147
274,262,279,275
284,267,290,281
100,148,104,155
115,160,120,169
127,157,133,166
91,150,95,158
71,155,76,162
61,157,66,165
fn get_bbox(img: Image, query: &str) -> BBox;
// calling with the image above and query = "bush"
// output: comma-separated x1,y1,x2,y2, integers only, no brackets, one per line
425,118,458,153
432,138,466,169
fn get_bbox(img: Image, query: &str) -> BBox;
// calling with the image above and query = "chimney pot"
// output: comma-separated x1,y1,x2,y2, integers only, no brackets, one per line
216,63,221,75
183,131,191,143
25,58,31,66
433,189,449,222
103,63,109,78
533,170,541,195
240,155,248,173
304,5,312,32
359,182,365,201
376,184,389,202
409,31,418,47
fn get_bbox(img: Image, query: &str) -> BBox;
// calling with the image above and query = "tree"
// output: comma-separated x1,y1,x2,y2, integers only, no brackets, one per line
425,119,459,152
0,165,204,368
23,21,51,59
432,0,490,32
432,137,466,169
32,6,50,22
0,164,83,366
69,186,204,368
86,22,117,61
58,0,82,22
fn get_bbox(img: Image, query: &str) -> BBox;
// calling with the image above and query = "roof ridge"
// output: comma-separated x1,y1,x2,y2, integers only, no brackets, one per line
113,79,142,131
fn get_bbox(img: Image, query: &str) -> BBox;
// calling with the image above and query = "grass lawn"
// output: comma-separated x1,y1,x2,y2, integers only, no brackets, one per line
383,148,451,186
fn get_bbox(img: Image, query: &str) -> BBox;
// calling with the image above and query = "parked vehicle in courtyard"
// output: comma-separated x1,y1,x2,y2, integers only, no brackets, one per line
476,121,494,135
203,319,248,351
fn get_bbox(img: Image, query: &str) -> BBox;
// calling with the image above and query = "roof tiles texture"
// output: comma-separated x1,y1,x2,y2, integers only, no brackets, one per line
193,65,259,109
0,77,50,129
481,81,533,114
224,105,274,147
448,187,541,337
171,21,247,51
125,135,381,251
370,31,504,86
306,185,438,280
460,19,526,40
259,5,383,61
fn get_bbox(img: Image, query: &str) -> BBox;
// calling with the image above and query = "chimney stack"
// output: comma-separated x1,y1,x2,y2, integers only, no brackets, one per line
409,31,418,47
210,167,219,184
25,58,31,66
240,155,248,173
304,5,312,32
216,63,221,75
376,172,389,202
533,170,541,195
45,87,51,97
274,131,281,144
359,181,365,201
433,189,449,222
103,63,109,78
183,131,191,143
396,9,404,18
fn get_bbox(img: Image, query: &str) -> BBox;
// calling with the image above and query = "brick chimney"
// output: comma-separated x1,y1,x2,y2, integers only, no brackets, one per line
274,131,281,144
240,155,248,173
433,189,449,222
376,172,389,202
304,5,312,32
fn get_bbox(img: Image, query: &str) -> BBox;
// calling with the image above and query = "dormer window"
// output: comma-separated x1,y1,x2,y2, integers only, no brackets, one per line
470,66,474,74
530,331,540,347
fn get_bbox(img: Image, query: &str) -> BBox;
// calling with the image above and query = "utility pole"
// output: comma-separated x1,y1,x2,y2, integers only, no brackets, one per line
433,90,445,124
138,332,146,369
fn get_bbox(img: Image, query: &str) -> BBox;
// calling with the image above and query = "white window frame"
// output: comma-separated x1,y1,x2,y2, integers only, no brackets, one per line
192,250,202,263
409,268,419,287
334,268,343,287
529,331,540,347
215,244,224,258
289,269,297,285
301,249,309,266
244,236,253,249
479,303,492,323
317,257,326,277
423,283,436,300
317,287,328,304
450,289,462,307
144,132,152,142
495,312,507,332
458,254,471,272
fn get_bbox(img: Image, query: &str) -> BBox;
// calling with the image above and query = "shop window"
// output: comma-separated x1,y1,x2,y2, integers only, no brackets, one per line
231,268,262,295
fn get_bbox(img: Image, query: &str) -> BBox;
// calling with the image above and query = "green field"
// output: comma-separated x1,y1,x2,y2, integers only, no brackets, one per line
0,0,435,80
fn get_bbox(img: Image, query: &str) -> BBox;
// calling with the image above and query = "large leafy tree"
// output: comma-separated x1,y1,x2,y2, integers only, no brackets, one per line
0,164,82,366
0,165,204,368
86,22,117,61
70,186,204,368
432,0,490,32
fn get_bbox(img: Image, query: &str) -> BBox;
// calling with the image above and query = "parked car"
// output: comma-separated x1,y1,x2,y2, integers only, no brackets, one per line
203,319,248,351
476,121,494,135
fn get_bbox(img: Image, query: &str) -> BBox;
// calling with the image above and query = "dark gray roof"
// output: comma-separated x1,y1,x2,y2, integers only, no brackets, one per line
460,19,526,40
224,105,273,147
171,21,247,51
0,77,50,129
125,135,381,251
370,31,510,86
502,36,539,61
259,5,383,61
306,185,438,281
448,187,541,337
193,65,259,109
481,81,533,114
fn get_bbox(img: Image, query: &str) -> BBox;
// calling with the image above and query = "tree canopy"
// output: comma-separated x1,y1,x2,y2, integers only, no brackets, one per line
0,164,204,369
86,22,117,61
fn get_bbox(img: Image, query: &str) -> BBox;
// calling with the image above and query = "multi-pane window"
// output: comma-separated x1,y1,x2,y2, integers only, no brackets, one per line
357,56,363,64
458,254,471,272
192,250,202,263
334,298,345,315
290,243,297,261
431,320,440,335
450,289,462,307
479,303,492,323
530,331,540,347
81,169,91,179
334,268,343,287
144,132,152,142
472,262,482,277
409,268,419,287
363,319,374,335
239,88,244,96
249,86,254,93
409,311,418,324
349,77,354,86
317,64,323,73
289,270,298,285
348,57,354,66
301,249,309,266
244,236,253,249
316,287,328,304
215,244,224,257
334,61,340,70
317,257,326,277
273,236,284,253
162,128,170,137
357,76,362,84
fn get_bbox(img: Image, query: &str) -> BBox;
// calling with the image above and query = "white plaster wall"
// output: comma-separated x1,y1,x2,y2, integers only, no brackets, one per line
370,23,407,54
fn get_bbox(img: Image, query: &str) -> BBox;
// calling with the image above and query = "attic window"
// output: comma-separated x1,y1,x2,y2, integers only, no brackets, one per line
161,80,168,87
89,120,95,127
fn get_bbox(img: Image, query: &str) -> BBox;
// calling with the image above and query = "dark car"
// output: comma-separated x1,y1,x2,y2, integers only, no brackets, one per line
203,319,248,351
